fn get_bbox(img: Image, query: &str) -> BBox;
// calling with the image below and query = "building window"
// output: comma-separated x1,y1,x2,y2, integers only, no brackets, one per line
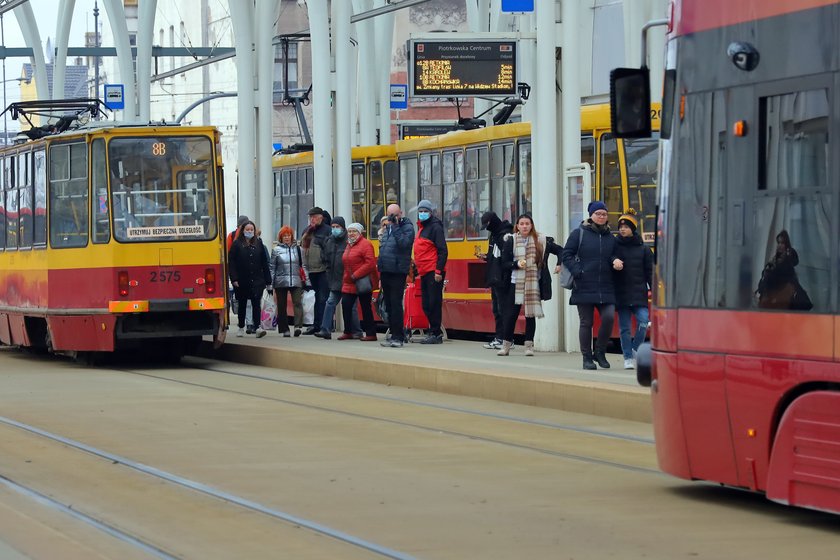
274,42,298,94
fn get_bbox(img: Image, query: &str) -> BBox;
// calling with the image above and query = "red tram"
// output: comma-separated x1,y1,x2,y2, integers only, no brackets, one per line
0,100,228,360
613,0,840,514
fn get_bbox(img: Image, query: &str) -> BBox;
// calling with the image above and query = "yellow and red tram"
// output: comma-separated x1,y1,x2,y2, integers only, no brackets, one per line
0,102,227,359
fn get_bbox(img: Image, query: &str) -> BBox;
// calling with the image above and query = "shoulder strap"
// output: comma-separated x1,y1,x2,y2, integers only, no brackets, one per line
574,227,582,258
296,244,303,263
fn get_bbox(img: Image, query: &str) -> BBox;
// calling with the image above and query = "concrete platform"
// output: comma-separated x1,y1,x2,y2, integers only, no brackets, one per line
198,328,652,423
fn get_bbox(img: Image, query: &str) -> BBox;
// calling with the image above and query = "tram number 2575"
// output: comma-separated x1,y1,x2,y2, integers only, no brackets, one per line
150,270,181,282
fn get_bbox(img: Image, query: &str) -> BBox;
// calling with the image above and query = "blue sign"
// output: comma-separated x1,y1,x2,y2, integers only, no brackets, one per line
390,84,408,110
103,84,125,110
501,0,534,12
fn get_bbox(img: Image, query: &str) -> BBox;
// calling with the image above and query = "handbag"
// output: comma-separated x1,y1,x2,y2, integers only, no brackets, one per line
355,275,373,294
375,290,389,323
559,228,581,290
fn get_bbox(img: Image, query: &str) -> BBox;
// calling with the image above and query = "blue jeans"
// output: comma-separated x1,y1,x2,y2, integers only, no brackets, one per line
321,290,361,334
617,305,649,359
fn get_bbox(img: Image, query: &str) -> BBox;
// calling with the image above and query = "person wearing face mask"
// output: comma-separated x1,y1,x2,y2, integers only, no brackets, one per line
228,220,272,338
340,223,378,341
562,201,624,370
412,199,448,344
315,216,362,339
376,204,415,348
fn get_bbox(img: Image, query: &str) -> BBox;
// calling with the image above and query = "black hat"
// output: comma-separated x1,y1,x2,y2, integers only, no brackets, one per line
307,206,324,216
331,216,346,228
480,211,500,231
618,208,638,232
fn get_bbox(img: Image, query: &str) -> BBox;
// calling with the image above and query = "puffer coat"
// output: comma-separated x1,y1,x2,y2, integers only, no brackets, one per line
270,243,306,289
613,233,653,307
341,236,376,294
562,220,618,305
228,237,272,298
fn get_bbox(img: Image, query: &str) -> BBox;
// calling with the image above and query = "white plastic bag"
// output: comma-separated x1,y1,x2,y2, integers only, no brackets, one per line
302,290,316,325
260,290,277,330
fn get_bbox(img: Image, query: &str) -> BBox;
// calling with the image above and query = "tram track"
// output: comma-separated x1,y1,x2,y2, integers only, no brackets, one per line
111,360,659,476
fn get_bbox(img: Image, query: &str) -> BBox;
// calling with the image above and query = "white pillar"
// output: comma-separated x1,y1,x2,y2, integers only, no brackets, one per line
256,0,275,239
518,12,536,123
373,0,394,144
353,0,377,145
54,0,76,99
14,4,49,101
532,0,559,352
560,0,582,353
468,0,492,122
229,0,257,221
332,0,353,219
103,0,137,119
309,0,334,210
136,0,157,122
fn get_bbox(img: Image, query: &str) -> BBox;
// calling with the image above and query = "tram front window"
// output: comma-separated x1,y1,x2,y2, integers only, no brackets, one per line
109,137,217,242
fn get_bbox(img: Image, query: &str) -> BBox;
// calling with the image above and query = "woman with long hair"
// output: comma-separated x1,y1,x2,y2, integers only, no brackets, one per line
228,220,271,338
270,225,307,337
497,213,560,356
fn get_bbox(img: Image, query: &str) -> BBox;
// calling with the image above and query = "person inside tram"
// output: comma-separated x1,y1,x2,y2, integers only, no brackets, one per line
756,230,812,310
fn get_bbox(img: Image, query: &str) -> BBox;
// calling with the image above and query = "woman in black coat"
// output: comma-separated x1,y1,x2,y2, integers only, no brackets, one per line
613,209,653,370
562,201,624,370
228,220,271,337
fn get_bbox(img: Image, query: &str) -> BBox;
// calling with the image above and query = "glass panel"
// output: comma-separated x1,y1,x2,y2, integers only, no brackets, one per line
352,162,367,231
419,154,431,186
4,189,15,249
421,185,442,217
297,168,308,235
753,195,830,311
443,182,465,240
109,136,215,242
518,142,532,216
49,143,88,248
384,160,398,206
466,175,490,240
430,154,440,187
297,168,307,195
761,89,829,190
19,152,32,248
442,152,455,183
491,145,515,222
623,134,659,242
370,160,385,231
454,151,464,182
0,158,5,250
400,157,418,223
91,139,110,244
33,151,46,246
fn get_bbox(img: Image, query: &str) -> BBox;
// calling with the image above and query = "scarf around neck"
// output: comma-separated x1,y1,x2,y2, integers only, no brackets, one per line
513,233,544,318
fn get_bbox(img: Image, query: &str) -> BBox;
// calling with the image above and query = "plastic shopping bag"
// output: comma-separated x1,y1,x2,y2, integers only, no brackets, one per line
302,289,316,326
260,290,277,330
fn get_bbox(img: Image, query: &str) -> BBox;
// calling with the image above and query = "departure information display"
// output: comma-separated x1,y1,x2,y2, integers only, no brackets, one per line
411,40,517,97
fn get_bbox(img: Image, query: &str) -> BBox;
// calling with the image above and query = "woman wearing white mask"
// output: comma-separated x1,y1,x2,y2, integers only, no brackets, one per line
228,220,271,338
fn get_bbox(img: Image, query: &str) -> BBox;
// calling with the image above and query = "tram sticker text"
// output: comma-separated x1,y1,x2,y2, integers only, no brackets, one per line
126,225,205,238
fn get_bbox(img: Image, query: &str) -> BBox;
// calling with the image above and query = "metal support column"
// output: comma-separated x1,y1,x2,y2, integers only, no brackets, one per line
256,0,275,239
309,0,335,210
13,3,48,100
53,0,76,100
373,0,394,144
102,0,137,118
136,0,157,122
229,0,257,221
333,0,353,219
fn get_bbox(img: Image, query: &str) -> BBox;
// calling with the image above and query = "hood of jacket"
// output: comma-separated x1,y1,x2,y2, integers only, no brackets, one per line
581,219,612,236
615,232,643,246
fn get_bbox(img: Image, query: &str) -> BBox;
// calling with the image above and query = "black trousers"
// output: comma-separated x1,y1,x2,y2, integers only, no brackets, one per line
576,303,616,354
500,283,536,342
490,285,505,341
236,289,261,330
309,271,329,327
380,272,407,342
341,292,376,337
420,272,444,336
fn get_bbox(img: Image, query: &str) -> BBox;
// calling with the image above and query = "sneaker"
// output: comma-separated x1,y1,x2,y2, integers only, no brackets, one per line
360,335,378,342
624,358,635,370
483,339,502,349
381,339,403,347
294,328,302,337
313,330,327,338
245,328,255,335
320,331,332,340
255,328,267,338
337,333,354,340
420,334,443,345
236,327,245,337
302,327,316,335
282,331,291,338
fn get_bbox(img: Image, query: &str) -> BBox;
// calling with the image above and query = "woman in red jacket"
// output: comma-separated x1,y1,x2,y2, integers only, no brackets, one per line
339,223,378,341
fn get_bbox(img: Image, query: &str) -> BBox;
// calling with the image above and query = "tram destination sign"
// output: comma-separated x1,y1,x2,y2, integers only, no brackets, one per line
410,39,517,97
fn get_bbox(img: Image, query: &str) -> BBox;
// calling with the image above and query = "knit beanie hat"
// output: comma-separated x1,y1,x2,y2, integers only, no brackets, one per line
347,222,364,233
618,208,638,232
587,201,608,215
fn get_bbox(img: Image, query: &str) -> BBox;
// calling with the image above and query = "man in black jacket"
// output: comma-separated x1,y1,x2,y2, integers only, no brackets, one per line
479,211,513,349
377,204,415,347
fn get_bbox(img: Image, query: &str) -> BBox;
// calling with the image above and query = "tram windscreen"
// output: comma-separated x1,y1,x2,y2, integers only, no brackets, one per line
108,136,218,242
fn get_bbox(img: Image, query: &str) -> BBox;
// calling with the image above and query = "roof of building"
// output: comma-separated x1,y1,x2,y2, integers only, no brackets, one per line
21,63,90,98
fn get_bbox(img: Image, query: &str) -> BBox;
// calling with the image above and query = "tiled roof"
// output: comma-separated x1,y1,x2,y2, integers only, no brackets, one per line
22,64,90,98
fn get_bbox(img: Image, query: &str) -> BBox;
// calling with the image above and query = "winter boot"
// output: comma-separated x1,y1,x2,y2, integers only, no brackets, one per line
496,340,512,356
594,348,611,369
524,341,534,356
582,352,597,370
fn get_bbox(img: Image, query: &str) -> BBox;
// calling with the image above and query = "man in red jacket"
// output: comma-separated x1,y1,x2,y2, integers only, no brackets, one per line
412,199,448,344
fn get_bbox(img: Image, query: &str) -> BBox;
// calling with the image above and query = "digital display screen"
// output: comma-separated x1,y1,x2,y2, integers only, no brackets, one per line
400,124,459,139
411,40,517,97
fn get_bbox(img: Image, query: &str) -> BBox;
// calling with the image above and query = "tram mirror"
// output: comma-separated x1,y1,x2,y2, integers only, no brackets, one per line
609,67,652,138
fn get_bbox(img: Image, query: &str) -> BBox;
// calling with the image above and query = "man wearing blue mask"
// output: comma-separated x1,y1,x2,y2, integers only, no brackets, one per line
377,204,415,347
412,200,448,344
